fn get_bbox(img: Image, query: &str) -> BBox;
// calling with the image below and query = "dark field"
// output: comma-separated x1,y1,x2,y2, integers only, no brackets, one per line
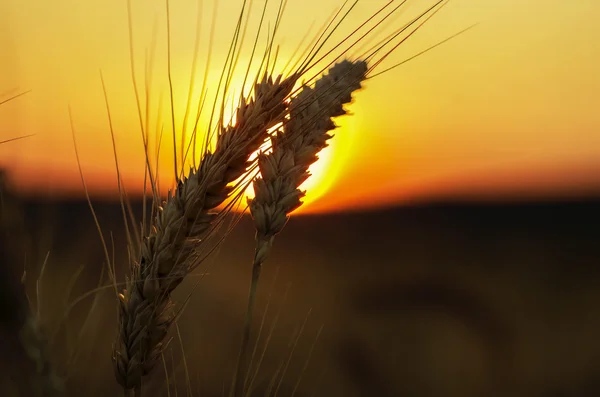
2,194,600,396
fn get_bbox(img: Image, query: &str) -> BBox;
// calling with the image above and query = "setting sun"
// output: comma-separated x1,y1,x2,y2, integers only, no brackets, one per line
242,130,338,207
142,60,347,212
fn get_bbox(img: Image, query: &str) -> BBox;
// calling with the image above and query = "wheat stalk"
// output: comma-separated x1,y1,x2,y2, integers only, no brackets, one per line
112,72,298,394
230,59,368,396
0,173,64,397
108,0,463,394
251,59,367,247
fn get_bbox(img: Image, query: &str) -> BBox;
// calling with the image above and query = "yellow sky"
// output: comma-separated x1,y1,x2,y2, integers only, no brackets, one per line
1,0,599,213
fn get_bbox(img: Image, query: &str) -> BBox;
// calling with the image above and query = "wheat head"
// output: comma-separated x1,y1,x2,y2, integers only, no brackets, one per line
250,59,368,264
230,59,367,397
112,72,298,392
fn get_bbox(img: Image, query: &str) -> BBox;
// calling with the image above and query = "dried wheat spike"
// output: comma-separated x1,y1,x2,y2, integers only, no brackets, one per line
112,72,298,391
249,59,367,264
0,174,64,396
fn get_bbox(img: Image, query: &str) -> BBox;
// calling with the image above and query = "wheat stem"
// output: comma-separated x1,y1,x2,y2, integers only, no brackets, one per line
230,240,269,396
230,59,367,397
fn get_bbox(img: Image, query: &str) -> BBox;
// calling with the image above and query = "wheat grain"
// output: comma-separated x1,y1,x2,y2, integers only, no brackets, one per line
230,59,367,397
112,72,299,393
250,59,367,256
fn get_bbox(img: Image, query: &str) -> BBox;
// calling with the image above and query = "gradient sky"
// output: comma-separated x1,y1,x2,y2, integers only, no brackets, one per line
1,0,599,213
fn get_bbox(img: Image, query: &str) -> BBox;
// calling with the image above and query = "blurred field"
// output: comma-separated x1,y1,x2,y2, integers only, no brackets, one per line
2,193,600,396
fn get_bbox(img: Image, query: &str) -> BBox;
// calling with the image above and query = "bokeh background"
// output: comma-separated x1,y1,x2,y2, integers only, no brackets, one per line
1,0,600,396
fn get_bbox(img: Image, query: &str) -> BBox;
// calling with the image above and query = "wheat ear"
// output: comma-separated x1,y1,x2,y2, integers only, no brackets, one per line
112,72,298,394
0,174,64,396
232,59,368,396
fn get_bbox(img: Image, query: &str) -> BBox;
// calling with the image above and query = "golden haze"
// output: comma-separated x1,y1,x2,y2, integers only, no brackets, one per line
1,0,599,214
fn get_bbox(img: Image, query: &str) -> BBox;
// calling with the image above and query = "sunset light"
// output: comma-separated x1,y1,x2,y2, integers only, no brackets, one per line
4,2,600,396
1,0,599,214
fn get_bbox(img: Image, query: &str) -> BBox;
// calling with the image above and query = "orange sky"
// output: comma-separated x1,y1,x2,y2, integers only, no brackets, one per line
1,0,599,214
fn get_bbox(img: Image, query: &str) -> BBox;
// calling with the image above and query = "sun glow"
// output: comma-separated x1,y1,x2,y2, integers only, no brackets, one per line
243,130,337,208
153,59,351,214
3,0,600,213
